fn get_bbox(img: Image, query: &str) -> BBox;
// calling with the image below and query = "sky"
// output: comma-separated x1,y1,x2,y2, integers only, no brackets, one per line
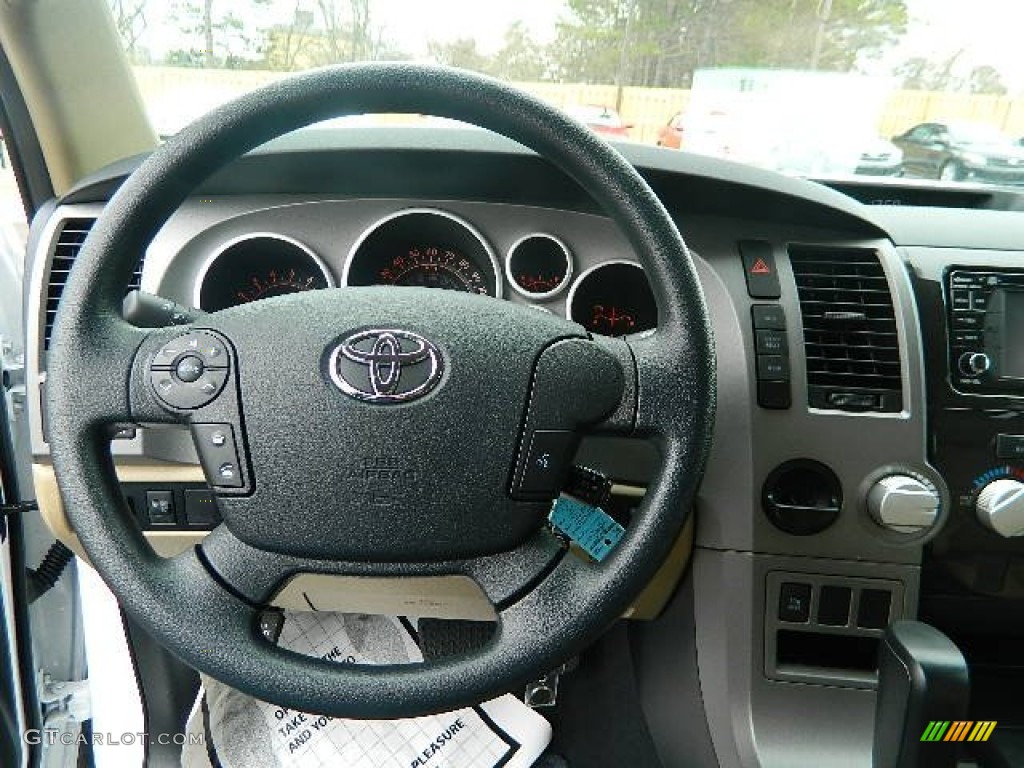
876,0,1024,92
136,0,1024,94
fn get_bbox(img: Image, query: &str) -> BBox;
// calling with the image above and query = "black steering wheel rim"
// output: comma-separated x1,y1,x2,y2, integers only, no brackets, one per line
47,63,716,718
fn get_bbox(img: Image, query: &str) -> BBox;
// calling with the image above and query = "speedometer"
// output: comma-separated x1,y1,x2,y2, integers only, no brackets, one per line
344,209,500,297
377,245,490,294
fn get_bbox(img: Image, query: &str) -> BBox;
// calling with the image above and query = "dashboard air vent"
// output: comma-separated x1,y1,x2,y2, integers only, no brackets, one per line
44,218,144,349
789,246,902,413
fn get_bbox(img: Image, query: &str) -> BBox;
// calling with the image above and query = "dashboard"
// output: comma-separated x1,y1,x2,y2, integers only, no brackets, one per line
23,127,1024,767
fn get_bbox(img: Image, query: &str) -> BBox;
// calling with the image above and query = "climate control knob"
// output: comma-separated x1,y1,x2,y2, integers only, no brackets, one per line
868,474,940,534
958,352,991,377
976,479,1024,537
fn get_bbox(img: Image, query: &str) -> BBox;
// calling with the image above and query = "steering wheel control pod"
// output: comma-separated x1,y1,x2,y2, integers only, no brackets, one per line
149,330,231,410
868,473,941,534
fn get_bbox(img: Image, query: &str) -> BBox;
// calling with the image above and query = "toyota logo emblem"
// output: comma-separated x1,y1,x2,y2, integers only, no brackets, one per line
328,329,444,403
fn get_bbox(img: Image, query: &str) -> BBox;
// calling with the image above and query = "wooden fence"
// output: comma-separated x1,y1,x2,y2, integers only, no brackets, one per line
132,66,1024,146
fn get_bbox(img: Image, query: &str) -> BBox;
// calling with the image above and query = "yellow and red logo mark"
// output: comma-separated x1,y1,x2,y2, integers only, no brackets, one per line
921,721,997,742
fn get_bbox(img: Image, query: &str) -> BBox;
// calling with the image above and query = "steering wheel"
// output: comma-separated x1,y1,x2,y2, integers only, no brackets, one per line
47,64,715,719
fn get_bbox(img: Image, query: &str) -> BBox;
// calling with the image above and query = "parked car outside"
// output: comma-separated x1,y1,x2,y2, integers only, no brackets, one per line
563,104,632,138
853,136,904,176
892,121,1024,184
656,111,684,148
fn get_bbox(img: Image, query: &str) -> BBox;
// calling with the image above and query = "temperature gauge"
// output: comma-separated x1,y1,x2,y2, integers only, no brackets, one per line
506,234,573,299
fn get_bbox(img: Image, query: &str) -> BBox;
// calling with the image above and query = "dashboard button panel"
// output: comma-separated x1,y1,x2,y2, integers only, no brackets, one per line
751,304,791,409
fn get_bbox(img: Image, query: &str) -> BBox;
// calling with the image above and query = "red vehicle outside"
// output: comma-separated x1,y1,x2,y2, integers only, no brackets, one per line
564,104,632,138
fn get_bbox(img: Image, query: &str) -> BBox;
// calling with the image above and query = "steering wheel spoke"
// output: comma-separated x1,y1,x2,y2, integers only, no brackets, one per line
626,326,714,439
198,523,568,610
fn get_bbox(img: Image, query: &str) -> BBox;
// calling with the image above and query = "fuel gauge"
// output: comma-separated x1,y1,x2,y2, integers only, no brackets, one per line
506,234,573,299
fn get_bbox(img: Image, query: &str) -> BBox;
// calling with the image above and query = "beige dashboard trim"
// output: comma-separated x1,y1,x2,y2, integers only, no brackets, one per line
0,0,157,193
33,461,206,560
33,463,692,619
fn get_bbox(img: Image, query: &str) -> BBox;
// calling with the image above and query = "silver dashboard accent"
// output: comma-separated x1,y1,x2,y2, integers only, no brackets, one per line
341,207,503,299
976,478,1024,538
867,473,941,534
328,328,443,403
504,233,573,300
191,231,334,310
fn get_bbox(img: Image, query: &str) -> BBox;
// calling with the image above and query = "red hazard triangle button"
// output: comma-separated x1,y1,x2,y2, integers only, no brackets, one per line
739,240,780,299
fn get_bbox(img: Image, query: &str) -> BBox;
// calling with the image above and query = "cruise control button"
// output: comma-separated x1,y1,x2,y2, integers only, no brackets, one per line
175,355,205,383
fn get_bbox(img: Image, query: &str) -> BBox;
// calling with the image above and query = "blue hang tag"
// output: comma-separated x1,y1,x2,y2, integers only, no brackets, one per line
549,496,625,562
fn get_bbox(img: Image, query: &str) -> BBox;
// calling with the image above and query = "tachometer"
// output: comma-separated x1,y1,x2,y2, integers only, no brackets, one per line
197,233,332,311
344,209,500,297
567,261,657,337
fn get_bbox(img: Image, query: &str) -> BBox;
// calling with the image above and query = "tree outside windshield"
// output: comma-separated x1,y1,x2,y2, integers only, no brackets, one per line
112,0,1024,186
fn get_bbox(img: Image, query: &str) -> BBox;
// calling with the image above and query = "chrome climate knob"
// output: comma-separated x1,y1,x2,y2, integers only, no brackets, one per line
976,479,1024,538
958,352,991,377
868,474,940,534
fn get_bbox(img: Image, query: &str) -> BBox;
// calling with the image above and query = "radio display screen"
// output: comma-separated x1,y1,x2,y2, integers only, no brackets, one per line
988,288,1024,380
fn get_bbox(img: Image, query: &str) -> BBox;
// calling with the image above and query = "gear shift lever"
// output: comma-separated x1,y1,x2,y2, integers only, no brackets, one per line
873,621,970,768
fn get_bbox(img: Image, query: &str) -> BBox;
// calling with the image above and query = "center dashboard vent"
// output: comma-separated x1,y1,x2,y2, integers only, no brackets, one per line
789,245,903,413
44,218,144,350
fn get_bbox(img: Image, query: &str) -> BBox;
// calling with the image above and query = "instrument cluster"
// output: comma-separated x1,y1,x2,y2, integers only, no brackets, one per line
194,206,657,337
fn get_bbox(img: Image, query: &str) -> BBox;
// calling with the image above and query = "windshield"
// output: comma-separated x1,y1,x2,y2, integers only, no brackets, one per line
113,0,1024,188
